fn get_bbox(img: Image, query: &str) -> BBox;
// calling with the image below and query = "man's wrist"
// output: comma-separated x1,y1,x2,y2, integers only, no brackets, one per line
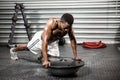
74,54,77,58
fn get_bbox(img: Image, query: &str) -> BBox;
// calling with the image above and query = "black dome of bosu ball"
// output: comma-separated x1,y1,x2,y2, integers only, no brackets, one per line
48,57,84,77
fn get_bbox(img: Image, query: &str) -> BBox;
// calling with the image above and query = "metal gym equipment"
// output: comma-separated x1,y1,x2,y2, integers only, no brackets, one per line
8,3,31,48
8,3,66,47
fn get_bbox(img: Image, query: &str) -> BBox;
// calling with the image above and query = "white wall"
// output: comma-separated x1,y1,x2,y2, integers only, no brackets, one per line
0,0,119,44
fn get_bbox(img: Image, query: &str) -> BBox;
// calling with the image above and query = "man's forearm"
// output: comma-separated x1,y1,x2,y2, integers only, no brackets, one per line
42,43,48,62
71,39,77,58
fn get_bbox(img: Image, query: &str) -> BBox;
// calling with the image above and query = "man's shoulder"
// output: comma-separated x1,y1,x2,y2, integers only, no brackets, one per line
47,18,55,24
45,18,59,30
47,18,59,27
48,18,60,21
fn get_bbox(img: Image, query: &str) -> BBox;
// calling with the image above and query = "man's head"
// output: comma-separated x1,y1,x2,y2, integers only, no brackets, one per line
61,13,74,25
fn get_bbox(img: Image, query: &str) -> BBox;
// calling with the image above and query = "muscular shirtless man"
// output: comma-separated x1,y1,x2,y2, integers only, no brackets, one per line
10,13,81,68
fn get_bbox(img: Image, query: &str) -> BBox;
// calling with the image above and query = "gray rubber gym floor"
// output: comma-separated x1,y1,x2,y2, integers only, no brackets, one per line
0,44,120,80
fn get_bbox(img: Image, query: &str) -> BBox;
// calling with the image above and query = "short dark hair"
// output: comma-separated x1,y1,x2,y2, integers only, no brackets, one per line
61,13,74,25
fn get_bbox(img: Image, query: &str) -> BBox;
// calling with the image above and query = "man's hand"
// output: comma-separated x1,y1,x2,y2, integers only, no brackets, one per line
42,61,51,68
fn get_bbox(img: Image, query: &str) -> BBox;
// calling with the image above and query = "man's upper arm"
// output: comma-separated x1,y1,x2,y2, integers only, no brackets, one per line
42,18,54,42
68,27,75,40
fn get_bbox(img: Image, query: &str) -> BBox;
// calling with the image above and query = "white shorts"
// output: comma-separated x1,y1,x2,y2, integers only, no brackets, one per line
27,31,60,57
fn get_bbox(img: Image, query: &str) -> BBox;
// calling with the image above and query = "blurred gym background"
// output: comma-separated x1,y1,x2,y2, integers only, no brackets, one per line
0,0,119,45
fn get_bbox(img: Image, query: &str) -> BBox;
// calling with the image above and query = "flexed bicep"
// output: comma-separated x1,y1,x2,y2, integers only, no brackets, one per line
42,19,53,47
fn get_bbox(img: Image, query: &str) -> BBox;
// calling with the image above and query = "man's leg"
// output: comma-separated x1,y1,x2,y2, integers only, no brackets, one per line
13,44,28,51
10,44,28,60
38,41,60,63
47,41,60,57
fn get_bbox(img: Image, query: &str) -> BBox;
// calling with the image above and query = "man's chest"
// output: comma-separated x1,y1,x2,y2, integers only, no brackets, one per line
48,29,67,43
52,29,67,38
